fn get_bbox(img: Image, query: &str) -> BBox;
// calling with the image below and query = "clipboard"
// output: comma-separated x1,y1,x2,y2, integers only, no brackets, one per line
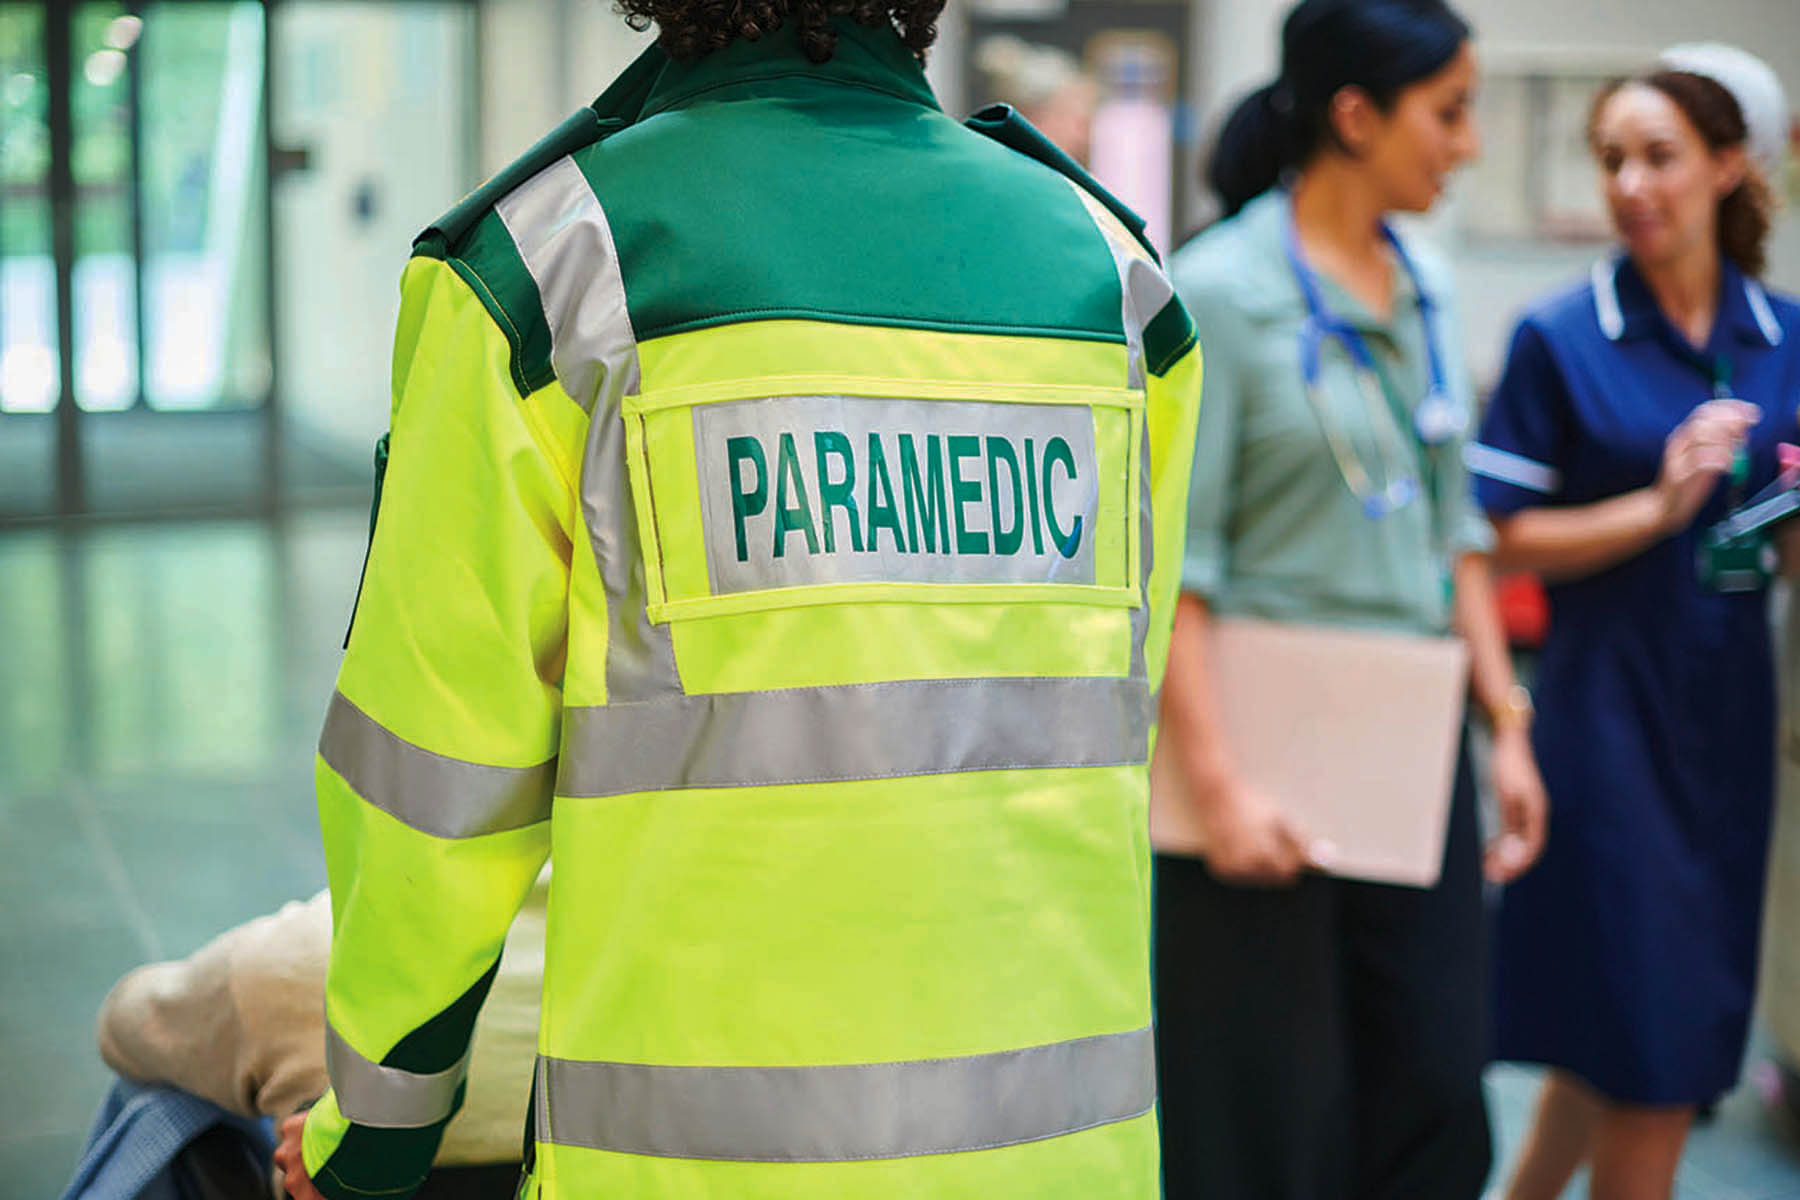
1150,616,1469,888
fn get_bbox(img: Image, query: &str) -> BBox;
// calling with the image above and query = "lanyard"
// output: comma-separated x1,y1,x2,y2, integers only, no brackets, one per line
1666,342,1734,399
1668,343,1749,500
1281,204,1466,520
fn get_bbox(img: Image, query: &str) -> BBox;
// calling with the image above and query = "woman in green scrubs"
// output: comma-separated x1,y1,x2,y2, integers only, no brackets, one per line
1153,1,1548,1196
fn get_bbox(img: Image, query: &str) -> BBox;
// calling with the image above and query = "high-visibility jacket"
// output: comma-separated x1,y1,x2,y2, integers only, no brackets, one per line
302,18,1201,1200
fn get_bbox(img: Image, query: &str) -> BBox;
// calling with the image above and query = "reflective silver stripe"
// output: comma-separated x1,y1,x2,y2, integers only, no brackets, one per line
318,691,554,839
496,156,639,414
326,1022,470,1130
536,1026,1155,1162
1463,443,1561,495
1593,258,1625,340
1123,255,1176,385
1068,182,1174,390
496,155,682,703
1131,413,1154,685
1746,277,1785,346
1065,184,1165,680
555,675,1149,798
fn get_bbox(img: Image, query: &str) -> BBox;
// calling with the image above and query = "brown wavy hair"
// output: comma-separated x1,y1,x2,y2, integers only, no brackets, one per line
1590,70,1777,277
616,0,946,64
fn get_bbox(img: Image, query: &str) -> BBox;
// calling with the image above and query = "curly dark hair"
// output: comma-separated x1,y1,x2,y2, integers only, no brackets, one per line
616,0,946,64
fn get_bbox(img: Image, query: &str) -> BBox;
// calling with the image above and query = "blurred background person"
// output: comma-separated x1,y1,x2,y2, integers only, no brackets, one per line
1466,44,1799,1200
973,33,1098,164
68,873,547,1200
1153,1,1546,1196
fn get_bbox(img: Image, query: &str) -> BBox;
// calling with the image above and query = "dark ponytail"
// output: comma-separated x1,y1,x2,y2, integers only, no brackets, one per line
1207,83,1307,222
1208,0,1471,218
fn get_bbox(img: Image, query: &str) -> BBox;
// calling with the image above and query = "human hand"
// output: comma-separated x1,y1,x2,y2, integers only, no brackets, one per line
1655,399,1761,533
1193,776,1334,887
273,1111,325,1200
1483,725,1548,884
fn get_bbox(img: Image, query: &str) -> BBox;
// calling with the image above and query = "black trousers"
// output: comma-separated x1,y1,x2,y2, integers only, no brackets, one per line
1153,742,1492,1200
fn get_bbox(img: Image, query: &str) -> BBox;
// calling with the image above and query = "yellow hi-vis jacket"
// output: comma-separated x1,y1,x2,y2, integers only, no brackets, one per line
302,20,1201,1200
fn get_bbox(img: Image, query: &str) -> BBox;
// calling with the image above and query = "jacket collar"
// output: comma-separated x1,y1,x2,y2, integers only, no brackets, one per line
1593,253,1785,350
597,18,939,123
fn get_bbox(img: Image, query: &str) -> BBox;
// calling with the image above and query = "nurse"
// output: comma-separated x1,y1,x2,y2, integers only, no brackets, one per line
1156,1,1548,1195
1468,45,1800,1200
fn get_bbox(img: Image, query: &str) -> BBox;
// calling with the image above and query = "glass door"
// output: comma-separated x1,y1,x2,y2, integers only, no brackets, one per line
77,0,276,515
0,0,274,521
0,0,474,522
0,2,57,515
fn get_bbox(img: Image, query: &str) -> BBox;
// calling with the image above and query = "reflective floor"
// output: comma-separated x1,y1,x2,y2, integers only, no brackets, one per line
1,515,1797,1198
0,512,356,1199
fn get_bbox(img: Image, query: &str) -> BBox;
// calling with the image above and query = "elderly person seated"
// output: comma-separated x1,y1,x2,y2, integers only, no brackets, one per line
70,872,545,1200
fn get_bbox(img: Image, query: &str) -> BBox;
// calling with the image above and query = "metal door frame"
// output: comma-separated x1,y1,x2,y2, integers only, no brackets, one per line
6,0,479,524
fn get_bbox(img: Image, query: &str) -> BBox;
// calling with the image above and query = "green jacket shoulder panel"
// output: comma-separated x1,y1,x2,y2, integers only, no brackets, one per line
414,213,556,396
416,108,611,254
410,112,637,396
406,49,675,397
964,103,1192,375
415,44,669,254
1144,298,1197,379
963,104,1160,265
566,95,1132,346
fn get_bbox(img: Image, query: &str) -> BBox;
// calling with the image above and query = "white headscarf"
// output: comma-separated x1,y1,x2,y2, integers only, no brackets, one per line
1658,42,1790,174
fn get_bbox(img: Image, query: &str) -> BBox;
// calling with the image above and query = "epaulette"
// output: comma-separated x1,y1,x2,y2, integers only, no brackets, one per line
965,104,1161,265
414,109,613,256
404,45,672,395
413,42,671,257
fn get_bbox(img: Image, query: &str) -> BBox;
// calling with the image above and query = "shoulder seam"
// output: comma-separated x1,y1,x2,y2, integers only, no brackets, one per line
410,255,581,511
1148,326,1197,378
416,107,613,253
418,206,559,398
440,256,534,398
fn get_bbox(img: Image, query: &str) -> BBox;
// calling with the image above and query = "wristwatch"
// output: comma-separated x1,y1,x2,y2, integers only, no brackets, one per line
1485,683,1535,733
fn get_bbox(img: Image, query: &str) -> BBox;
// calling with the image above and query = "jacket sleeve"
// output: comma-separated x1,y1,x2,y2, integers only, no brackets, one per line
301,253,580,1200
1469,318,1574,516
1062,187,1202,702
1141,293,1202,701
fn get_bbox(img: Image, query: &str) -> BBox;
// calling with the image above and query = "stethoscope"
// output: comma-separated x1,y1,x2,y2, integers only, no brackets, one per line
1281,204,1468,520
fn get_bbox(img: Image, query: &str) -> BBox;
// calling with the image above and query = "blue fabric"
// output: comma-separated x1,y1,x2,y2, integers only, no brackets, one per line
62,1079,275,1200
1473,256,1800,1105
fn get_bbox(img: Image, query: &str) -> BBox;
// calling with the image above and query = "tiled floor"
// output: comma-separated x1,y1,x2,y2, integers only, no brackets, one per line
3,514,1799,1198
1485,1062,1800,1199
0,514,354,1199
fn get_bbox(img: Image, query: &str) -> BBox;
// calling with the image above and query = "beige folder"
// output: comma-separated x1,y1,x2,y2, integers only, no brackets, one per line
1150,616,1469,888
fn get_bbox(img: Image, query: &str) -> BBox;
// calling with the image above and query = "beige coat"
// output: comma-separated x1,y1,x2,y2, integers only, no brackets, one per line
96,873,547,1167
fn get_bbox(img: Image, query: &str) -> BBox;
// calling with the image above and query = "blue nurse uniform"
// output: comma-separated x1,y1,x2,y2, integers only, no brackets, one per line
1468,254,1800,1104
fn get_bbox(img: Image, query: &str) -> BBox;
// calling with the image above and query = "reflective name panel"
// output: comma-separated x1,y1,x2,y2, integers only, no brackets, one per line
693,395,1099,594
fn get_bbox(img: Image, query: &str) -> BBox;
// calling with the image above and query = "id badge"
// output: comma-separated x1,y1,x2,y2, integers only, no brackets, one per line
1698,530,1775,594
